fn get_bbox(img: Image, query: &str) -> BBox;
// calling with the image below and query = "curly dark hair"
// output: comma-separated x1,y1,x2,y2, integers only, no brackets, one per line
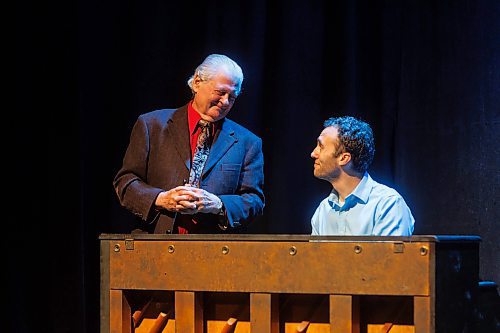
323,116,375,173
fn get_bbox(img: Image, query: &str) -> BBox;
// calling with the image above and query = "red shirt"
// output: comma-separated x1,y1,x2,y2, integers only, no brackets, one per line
187,102,217,159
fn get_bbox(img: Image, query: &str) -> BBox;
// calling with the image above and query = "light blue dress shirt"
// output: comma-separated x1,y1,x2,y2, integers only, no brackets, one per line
311,173,415,236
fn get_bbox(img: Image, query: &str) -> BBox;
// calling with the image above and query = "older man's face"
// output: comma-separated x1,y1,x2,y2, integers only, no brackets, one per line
311,126,343,182
192,71,238,122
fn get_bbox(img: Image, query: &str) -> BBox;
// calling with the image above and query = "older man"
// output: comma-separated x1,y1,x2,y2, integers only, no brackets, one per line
114,54,264,234
310,116,414,236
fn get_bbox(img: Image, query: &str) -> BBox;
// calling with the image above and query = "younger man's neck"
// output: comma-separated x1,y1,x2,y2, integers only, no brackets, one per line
331,172,363,203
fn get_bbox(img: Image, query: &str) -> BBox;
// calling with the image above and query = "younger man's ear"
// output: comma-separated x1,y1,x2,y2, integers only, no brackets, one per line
339,152,351,166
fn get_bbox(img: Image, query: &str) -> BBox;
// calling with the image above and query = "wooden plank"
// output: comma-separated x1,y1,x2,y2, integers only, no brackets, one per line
250,293,279,333
330,295,359,333
175,291,203,333
101,240,110,333
109,289,132,333
414,296,433,333
109,241,431,295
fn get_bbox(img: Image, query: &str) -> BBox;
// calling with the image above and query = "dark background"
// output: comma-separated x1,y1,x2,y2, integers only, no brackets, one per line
13,0,499,332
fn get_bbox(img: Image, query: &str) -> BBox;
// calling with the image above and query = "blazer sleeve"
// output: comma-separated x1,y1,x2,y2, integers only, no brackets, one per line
219,136,265,228
113,115,163,222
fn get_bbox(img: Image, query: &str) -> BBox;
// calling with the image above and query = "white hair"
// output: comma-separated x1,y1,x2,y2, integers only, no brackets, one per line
187,54,244,96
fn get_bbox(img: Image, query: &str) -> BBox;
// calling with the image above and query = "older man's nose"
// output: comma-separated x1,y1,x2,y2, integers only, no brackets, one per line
220,94,231,105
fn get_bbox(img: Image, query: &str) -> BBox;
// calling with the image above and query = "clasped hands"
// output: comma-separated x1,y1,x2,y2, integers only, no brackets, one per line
155,185,222,215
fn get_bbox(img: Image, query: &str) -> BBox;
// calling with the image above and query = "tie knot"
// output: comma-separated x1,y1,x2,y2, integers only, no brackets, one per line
198,119,210,128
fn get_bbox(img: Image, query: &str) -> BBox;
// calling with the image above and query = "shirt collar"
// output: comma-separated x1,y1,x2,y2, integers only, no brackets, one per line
348,172,373,203
328,172,373,208
188,101,202,135
327,190,340,208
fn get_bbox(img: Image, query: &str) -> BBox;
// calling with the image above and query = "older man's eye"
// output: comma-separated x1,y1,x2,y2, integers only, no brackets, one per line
214,90,237,102
214,90,228,97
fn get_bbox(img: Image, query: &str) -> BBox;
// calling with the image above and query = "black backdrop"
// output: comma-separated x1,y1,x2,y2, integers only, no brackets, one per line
13,0,499,332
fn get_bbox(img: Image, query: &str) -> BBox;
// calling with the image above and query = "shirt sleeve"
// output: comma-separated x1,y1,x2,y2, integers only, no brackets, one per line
311,207,320,235
373,195,415,236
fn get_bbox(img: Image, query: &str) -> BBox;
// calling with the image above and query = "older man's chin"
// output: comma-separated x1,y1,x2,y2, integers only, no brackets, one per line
207,107,230,122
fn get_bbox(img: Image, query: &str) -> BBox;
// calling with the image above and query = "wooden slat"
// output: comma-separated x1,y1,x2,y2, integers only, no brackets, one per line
100,240,110,333
250,293,279,333
414,296,433,333
109,289,132,333
329,295,359,333
175,291,203,333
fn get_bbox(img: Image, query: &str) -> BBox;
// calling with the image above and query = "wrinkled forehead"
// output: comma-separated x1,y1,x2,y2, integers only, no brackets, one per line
206,71,240,92
211,73,238,85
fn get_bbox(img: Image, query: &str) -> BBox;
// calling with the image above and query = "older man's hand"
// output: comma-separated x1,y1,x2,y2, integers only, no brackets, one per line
155,185,222,215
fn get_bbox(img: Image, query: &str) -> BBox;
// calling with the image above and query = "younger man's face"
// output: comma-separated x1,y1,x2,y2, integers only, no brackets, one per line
311,126,343,182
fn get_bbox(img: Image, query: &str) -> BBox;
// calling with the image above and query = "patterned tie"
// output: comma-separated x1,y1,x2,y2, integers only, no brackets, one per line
188,120,211,187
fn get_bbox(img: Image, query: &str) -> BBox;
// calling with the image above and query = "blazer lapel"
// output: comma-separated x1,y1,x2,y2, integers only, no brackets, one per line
202,119,237,176
167,105,190,170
